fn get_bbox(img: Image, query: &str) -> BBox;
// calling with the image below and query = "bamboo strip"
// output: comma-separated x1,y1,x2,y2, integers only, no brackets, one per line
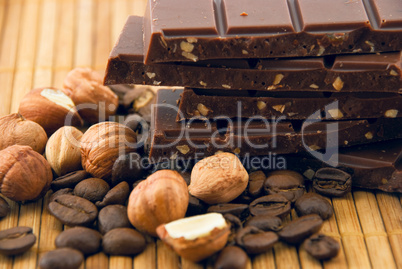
332,193,371,268
10,0,41,113
0,0,6,45
32,0,57,87
0,197,19,269
133,238,157,269
320,197,348,269
74,0,94,68
52,0,75,87
253,249,276,269
93,0,111,75
376,192,402,269
85,252,109,269
353,191,396,269
109,256,132,269
273,212,301,269
0,0,22,116
132,0,146,16
156,240,180,269
181,258,204,269
12,201,43,269
111,0,131,49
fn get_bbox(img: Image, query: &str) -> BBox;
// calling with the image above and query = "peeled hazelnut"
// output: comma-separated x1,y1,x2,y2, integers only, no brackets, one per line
18,88,83,136
127,170,189,236
156,213,230,262
189,153,249,204
63,67,119,124
46,126,83,176
80,122,137,182
0,145,52,202
0,113,48,153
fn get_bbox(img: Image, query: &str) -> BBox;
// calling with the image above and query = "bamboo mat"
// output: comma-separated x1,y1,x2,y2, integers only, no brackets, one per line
0,1,401,268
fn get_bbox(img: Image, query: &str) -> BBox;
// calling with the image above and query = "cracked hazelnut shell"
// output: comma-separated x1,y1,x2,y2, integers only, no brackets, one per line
0,145,53,202
0,113,48,153
18,87,83,136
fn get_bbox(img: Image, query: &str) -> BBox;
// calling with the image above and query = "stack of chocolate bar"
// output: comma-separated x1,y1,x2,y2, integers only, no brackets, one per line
105,0,402,192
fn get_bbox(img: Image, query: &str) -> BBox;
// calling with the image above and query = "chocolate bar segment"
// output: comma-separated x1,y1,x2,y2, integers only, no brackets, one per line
287,139,402,193
177,89,402,121
148,89,402,161
143,0,402,63
105,16,402,92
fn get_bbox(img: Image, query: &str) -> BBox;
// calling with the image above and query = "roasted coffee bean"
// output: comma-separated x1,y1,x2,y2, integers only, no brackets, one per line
96,181,130,208
112,153,145,186
278,214,323,244
186,195,207,216
48,194,98,226
55,227,102,255
249,194,291,219
295,193,333,220
102,228,146,256
244,215,283,232
98,205,131,234
208,204,249,220
74,178,110,203
223,214,243,246
264,170,305,203
0,227,36,256
313,168,352,197
51,170,89,192
248,170,266,198
49,188,73,203
214,246,248,269
303,234,340,260
235,226,278,254
0,196,10,218
39,248,84,269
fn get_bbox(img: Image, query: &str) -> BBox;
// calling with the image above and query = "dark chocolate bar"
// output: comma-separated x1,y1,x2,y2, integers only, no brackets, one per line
143,0,402,63
105,16,402,92
287,139,402,193
148,89,402,161
177,89,402,121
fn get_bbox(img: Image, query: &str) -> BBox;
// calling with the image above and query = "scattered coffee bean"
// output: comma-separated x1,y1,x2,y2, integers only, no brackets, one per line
223,214,243,245
248,170,266,198
74,178,110,203
55,227,102,255
244,215,283,232
214,246,248,269
249,194,291,219
295,193,333,220
278,214,323,244
235,226,278,254
0,196,10,218
112,153,145,186
264,170,305,203
96,181,130,208
0,226,36,256
313,168,352,197
208,204,249,220
98,205,132,234
51,170,89,192
102,228,146,256
186,195,207,216
303,234,340,260
48,194,98,226
49,188,73,203
39,248,84,269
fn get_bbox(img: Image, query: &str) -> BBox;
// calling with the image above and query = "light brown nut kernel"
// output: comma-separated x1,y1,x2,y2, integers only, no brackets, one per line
176,145,190,155
197,103,212,116
365,132,373,139
332,77,344,91
327,109,344,119
180,41,194,52
385,109,398,118
257,101,267,110
273,74,284,85
272,105,286,113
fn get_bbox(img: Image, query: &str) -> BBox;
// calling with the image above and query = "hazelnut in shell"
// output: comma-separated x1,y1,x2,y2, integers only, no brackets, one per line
156,213,230,262
0,113,47,153
80,122,137,182
46,126,83,176
127,170,189,236
18,88,83,136
189,153,249,204
0,145,53,202
63,67,119,124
